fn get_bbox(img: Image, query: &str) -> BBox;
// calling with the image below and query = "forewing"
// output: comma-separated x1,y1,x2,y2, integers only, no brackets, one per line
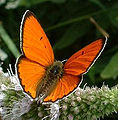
21,10,54,67
17,56,45,98
64,38,107,75
44,74,82,102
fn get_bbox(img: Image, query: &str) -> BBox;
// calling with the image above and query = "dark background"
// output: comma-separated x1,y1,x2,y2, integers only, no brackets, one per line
0,0,118,119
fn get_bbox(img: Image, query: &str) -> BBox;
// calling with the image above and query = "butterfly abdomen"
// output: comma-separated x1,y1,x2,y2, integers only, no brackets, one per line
36,61,64,100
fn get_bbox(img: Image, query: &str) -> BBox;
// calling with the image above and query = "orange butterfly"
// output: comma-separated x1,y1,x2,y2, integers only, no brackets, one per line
16,10,107,103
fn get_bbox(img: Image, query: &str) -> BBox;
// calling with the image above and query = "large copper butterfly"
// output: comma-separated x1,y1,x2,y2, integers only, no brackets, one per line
16,10,107,102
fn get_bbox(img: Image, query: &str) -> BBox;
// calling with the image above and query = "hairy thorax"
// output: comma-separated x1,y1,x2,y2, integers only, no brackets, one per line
36,61,64,100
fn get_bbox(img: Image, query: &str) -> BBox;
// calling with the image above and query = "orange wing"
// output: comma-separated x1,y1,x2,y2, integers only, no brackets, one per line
16,10,54,98
44,38,107,102
64,38,107,76
44,74,82,102
20,10,54,66
17,56,45,98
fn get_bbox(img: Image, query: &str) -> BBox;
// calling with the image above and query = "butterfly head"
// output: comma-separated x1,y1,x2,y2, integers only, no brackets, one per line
48,61,64,78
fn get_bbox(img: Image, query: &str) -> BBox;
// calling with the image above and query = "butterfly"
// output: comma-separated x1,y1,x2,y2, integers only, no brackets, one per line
16,10,107,103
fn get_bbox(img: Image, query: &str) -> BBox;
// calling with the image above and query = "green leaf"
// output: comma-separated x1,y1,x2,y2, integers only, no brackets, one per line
53,21,91,50
101,52,118,79
19,0,47,6
49,0,66,3
87,66,96,83
0,48,8,61
0,23,20,58
89,0,106,9
94,13,110,37
19,0,66,6
109,6,118,27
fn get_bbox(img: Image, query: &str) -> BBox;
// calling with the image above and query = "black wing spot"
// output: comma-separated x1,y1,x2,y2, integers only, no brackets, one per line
74,56,78,59
45,46,46,48
27,91,31,95
40,37,43,40
82,51,84,55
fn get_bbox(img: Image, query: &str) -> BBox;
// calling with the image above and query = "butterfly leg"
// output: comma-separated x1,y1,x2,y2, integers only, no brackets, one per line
36,94,46,104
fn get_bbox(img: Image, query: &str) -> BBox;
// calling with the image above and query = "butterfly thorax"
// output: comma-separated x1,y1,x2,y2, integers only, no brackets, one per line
47,61,64,78
36,61,64,101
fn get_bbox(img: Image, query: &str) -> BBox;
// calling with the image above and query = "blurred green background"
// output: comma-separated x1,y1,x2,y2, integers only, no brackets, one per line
0,0,118,119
